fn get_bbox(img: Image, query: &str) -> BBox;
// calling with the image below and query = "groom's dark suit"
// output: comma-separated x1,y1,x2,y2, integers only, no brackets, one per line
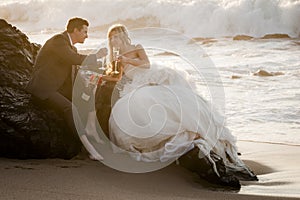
26,31,97,155
26,31,96,100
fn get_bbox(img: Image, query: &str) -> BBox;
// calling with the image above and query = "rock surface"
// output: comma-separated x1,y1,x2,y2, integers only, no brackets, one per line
233,35,254,40
0,19,81,159
253,69,284,77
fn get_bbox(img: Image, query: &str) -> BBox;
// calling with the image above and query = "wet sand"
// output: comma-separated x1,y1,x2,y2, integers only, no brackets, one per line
0,141,299,200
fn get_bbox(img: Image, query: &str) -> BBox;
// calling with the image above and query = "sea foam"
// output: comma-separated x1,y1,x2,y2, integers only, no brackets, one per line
1,0,300,38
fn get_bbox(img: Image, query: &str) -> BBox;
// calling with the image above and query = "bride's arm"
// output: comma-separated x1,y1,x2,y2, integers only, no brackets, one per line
120,44,150,68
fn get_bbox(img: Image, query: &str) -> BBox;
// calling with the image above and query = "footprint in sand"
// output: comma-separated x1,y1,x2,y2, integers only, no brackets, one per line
14,165,35,170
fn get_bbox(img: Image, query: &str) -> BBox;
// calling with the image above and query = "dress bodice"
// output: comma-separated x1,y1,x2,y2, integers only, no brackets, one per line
120,63,196,98
123,64,148,80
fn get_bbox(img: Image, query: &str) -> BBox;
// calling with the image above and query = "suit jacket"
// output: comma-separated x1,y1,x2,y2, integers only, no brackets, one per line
26,31,97,100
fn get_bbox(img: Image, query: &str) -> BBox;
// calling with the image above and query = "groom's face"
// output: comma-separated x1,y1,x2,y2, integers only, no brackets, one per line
74,25,88,44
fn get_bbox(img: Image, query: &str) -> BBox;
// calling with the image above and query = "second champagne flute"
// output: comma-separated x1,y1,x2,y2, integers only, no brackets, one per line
112,47,120,75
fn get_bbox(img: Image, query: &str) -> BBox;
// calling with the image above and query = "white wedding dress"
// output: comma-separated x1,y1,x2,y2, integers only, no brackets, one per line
109,63,247,173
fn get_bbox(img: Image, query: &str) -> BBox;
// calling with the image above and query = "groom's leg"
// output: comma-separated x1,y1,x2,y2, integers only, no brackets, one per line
46,92,83,150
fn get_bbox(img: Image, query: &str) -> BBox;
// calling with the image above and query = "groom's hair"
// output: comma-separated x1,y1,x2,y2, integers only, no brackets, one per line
66,17,89,33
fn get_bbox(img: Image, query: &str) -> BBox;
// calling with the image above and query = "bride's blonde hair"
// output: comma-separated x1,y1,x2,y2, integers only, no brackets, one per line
107,24,131,62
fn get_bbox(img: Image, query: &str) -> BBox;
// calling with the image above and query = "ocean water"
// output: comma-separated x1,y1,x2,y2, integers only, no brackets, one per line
1,0,300,37
1,0,299,145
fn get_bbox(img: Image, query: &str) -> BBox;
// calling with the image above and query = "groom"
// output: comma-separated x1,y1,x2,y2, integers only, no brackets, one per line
26,17,107,158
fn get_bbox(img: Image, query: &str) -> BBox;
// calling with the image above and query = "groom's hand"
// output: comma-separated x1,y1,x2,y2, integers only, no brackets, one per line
96,48,108,59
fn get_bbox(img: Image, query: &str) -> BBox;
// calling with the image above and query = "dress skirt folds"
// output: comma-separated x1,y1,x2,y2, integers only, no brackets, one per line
96,63,256,182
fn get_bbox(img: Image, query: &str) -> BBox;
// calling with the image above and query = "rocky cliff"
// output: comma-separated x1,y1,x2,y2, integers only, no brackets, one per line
0,19,81,159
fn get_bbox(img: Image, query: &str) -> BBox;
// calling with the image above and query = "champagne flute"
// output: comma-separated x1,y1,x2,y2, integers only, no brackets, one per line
112,47,120,75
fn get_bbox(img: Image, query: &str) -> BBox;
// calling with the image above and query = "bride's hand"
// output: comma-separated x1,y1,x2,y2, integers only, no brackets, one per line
118,55,130,65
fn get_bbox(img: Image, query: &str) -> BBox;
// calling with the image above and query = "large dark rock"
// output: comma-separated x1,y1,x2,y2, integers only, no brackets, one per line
0,19,80,159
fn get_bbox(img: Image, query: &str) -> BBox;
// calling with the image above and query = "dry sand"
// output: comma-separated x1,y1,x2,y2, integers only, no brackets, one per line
0,141,299,200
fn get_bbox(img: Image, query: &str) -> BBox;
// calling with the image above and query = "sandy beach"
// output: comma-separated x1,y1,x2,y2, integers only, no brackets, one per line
0,141,299,200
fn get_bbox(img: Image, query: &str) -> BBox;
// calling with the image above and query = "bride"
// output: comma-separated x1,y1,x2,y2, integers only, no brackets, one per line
95,24,257,188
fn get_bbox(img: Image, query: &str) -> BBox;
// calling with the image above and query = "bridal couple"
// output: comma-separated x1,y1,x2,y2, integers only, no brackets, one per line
26,17,257,188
